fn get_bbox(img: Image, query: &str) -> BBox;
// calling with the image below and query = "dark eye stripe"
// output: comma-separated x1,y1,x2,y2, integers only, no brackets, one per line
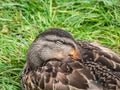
45,39,75,48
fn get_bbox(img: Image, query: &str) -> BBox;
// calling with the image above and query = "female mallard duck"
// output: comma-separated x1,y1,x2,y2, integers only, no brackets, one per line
21,28,120,90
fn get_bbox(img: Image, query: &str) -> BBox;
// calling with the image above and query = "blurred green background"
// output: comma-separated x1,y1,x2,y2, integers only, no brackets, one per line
0,0,120,90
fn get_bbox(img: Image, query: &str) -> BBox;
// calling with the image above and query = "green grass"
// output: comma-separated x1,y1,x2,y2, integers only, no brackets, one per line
0,0,120,90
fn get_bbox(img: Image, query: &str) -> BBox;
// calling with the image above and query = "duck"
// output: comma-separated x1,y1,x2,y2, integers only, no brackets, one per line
21,28,120,90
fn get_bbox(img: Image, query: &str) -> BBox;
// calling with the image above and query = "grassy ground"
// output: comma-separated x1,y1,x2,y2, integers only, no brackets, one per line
0,0,120,90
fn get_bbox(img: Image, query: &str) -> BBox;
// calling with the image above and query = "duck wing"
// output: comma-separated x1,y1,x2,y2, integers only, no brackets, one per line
77,40,120,89
21,60,104,90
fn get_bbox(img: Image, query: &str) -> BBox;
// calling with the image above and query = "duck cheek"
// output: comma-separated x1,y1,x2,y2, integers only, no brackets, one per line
57,53,65,59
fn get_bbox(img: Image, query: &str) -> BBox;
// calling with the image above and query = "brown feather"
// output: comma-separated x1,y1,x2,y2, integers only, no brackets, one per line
77,40,120,89
21,29,120,90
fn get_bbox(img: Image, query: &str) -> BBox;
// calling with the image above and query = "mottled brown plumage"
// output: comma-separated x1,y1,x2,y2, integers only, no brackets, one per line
21,28,120,90
77,40,120,89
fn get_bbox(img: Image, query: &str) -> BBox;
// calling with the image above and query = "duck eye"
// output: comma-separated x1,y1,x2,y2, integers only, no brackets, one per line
55,40,63,44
